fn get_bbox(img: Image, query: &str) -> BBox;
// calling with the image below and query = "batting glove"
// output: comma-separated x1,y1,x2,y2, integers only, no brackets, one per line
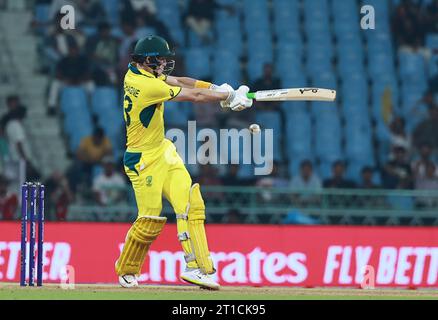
229,85,253,111
211,83,235,109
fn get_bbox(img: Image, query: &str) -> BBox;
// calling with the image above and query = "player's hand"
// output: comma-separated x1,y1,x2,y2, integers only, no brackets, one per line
229,85,253,111
211,83,234,109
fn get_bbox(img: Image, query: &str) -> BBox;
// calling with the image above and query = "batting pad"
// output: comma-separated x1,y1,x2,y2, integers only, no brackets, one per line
187,184,215,274
115,215,167,276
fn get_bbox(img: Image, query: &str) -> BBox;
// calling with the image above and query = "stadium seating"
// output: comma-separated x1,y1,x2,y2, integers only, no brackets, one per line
60,87,93,152
51,0,434,187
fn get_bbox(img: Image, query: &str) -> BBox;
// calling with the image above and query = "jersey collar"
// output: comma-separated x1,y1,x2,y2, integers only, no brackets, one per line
128,63,155,78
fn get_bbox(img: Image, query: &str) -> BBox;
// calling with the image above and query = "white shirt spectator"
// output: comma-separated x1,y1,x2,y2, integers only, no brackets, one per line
5,119,32,162
290,174,322,190
92,172,126,205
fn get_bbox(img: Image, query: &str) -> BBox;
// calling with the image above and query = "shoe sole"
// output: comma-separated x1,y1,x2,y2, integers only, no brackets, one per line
181,275,220,291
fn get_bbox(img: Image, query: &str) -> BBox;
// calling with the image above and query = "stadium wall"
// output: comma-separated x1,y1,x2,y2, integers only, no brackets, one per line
0,223,437,288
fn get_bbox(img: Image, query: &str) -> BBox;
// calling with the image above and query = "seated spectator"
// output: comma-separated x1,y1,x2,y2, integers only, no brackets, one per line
323,160,356,189
290,160,322,190
44,170,74,221
413,105,438,151
184,0,233,44
412,144,437,180
120,0,174,48
0,175,18,220
290,160,322,206
256,161,288,203
389,116,411,153
382,146,413,189
68,127,112,190
92,156,127,206
415,162,438,208
251,64,282,111
40,12,78,74
359,166,381,189
47,41,94,115
85,21,120,85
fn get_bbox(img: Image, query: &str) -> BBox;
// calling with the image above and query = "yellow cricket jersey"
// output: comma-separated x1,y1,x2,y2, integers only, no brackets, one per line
123,63,182,151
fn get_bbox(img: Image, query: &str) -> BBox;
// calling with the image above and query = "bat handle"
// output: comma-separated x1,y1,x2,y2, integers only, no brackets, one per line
247,92,256,99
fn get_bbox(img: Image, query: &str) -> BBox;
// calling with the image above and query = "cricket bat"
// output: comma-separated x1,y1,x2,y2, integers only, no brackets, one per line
247,88,336,102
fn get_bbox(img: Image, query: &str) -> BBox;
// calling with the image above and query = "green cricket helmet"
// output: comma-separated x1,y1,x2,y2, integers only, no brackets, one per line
132,35,175,75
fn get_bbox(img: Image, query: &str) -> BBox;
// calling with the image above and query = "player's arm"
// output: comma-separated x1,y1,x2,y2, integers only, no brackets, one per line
172,87,230,103
166,76,216,90
173,86,253,111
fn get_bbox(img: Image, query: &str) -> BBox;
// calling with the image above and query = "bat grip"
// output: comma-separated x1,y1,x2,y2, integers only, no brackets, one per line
246,92,256,99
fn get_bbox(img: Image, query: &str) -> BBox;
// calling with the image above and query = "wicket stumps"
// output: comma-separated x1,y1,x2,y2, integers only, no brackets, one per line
20,182,45,287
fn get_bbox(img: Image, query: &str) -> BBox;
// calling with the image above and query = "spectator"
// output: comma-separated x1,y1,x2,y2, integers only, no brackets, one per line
290,160,322,206
44,170,74,221
388,116,411,152
392,0,426,51
323,160,356,189
4,106,40,180
359,166,380,189
184,0,233,44
251,64,282,110
68,127,112,190
76,0,107,28
256,161,288,203
47,41,95,115
119,20,138,61
48,0,77,22
92,156,127,206
290,160,322,191
120,0,157,24
40,12,79,74
85,21,120,85
133,1,174,46
415,162,438,190
118,40,138,84
412,105,438,151
382,146,413,189
412,144,437,181
1,95,27,129
0,175,18,220
415,162,438,207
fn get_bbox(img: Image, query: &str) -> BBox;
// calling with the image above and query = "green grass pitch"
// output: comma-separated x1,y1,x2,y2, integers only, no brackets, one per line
0,283,437,300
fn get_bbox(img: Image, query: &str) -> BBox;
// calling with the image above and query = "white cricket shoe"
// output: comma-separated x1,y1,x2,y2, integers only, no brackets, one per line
119,275,138,288
181,268,220,290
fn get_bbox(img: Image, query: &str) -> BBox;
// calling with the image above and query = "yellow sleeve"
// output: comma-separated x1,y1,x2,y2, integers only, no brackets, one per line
139,78,182,106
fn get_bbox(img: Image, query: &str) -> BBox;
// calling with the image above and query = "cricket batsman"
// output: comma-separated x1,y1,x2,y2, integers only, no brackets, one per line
115,35,253,290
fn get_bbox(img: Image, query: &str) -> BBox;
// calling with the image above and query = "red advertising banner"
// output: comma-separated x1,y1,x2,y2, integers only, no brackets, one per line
0,222,437,288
